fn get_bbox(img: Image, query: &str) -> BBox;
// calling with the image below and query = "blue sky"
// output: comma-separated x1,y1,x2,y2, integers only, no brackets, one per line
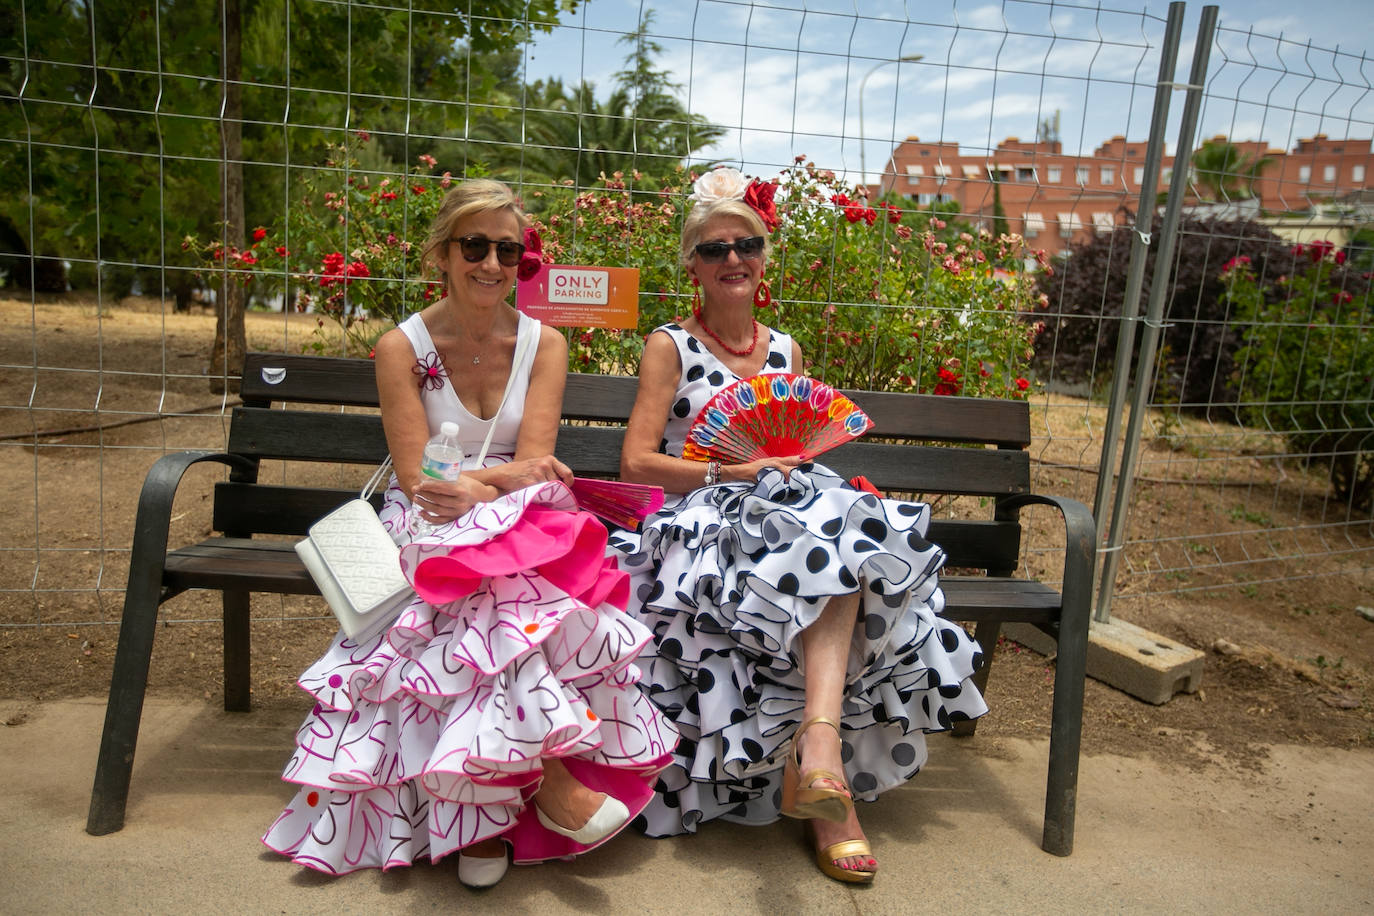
522,0,1374,183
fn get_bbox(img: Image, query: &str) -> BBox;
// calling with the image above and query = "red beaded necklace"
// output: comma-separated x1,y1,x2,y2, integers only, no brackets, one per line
693,305,759,357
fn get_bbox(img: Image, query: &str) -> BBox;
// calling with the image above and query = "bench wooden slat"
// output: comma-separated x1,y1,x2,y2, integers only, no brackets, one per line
928,519,1022,571
214,484,379,537
163,538,317,594
228,408,390,463
823,441,1030,496
241,353,378,407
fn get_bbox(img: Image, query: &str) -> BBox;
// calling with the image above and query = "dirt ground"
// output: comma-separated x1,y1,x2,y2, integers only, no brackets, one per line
2,294,1372,775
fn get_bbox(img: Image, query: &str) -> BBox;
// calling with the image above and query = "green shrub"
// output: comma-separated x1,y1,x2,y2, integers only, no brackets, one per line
533,160,1046,397
1222,241,1374,510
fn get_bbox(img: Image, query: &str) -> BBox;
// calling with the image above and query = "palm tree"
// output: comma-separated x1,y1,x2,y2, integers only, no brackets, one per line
1190,139,1272,202
470,12,724,185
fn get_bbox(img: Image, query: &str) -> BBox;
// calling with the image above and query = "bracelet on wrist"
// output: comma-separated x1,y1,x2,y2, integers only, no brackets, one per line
704,459,721,486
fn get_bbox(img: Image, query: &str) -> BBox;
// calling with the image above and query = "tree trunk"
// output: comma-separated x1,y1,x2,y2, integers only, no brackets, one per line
210,0,246,394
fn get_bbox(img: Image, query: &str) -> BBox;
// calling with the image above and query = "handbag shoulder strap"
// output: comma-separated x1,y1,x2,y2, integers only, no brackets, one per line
474,318,537,465
361,455,393,500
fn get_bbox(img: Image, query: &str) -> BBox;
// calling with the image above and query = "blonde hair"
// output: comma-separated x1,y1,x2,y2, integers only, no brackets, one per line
420,179,531,278
679,198,772,269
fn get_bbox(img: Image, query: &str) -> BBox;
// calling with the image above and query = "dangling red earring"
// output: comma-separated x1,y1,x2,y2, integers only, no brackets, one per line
754,278,772,309
692,277,701,312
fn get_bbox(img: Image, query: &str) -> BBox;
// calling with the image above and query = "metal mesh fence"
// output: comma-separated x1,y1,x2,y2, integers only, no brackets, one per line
1,0,1370,632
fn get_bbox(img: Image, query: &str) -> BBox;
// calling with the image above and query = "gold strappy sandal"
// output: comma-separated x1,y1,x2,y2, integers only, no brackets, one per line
809,826,877,884
779,717,853,823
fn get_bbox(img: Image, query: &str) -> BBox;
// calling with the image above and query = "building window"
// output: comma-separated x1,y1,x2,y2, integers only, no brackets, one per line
1047,166,1062,183
1017,167,1036,182
1355,165,1367,183
1075,166,1089,186
1059,213,1082,237
934,164,952,177
1299,165,1311,182
1134,167,1145,185
920,149,931,156
905,164,924,186
1024,212,1046,237
1100,166,1114,185
1323,165,1336,182
916,193,953,205
1092,212,1116,233
962,165,981,179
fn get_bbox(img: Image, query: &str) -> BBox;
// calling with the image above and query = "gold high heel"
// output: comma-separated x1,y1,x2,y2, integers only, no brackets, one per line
807,821,877,884
779,717,853,823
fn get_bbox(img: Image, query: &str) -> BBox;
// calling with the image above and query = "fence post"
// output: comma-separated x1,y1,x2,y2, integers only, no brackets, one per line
1095,5,1221,623
1091,0,1188,620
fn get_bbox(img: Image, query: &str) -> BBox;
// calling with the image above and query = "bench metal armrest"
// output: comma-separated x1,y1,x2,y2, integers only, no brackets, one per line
992,491,1095,856
128,451,259,583
87,449,256,837
993,492,1095,634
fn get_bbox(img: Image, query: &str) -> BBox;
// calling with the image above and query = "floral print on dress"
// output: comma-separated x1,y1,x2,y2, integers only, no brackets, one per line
413,350,450,391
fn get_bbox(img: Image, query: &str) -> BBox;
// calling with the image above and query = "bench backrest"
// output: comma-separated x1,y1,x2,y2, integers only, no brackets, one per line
222,352,1032,574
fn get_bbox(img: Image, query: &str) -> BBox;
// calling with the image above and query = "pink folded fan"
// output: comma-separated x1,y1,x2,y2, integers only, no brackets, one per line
570,478,664,530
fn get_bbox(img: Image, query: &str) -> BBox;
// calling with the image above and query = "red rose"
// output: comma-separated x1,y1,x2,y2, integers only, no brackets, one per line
252,226,267,242
843,204,865,224
1016,377,1030,390
743,180,780,232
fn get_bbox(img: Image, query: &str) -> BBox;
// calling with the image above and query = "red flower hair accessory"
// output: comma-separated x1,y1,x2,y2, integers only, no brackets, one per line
517,226,543,281
690,166,780,234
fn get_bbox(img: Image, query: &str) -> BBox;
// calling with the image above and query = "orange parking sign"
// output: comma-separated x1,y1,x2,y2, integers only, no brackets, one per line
516,263,640,329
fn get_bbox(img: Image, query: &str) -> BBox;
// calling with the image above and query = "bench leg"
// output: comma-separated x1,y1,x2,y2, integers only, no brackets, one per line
86,575,162,835
951,620,1001,738
1042,616,1087,856
223,589,251,712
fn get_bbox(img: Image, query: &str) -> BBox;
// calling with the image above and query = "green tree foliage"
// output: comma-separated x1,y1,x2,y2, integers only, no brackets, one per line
0,0,580,295
1190,139,1271,202
470,11,724,185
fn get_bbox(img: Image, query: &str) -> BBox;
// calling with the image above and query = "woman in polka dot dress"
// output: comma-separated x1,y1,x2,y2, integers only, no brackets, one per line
262,180,676,887
609,168,988,884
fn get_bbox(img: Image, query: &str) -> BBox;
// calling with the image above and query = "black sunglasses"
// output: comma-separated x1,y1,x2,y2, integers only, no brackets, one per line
694,236,766,264
450,235,526,267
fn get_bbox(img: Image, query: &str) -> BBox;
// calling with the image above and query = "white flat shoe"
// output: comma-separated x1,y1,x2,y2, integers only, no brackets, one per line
534,795,631,846
457,848,509,888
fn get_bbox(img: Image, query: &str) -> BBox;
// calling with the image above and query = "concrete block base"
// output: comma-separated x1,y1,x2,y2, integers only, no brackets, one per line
1003,617,1205,705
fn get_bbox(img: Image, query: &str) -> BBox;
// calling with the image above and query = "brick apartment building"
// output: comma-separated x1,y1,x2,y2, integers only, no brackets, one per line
874,134,1374,257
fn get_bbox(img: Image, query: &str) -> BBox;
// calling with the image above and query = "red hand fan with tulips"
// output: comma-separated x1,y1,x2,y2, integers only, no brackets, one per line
681,373,873,463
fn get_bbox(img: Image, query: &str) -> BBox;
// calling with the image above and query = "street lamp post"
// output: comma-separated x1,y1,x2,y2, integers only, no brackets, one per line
858,54,924,189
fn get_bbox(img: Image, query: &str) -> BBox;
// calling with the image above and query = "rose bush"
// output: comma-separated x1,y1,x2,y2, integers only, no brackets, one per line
185,132,448,354
1222,241,1374,510
189,142,1047,397
532,159,1046,397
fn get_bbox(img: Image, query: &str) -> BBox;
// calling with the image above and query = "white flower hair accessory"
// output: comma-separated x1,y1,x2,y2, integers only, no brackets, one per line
689,166,750,202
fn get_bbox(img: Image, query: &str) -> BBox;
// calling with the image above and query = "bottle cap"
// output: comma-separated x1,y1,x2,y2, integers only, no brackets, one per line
439,421,460,438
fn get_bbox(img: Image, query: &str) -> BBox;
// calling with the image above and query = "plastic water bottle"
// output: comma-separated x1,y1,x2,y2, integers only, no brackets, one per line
411,421,463,536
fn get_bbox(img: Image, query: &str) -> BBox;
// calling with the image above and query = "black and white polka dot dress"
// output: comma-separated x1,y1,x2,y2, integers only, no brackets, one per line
609,323,989,837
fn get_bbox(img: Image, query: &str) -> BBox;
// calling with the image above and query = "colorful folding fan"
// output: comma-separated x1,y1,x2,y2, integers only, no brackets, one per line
681,373,873,463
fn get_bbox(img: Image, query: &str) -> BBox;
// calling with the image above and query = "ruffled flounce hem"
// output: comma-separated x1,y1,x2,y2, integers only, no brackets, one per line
609,464,988,837
264,482,678,871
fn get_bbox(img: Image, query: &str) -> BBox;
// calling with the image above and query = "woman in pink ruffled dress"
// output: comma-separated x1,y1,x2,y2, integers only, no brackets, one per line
262,179,676,887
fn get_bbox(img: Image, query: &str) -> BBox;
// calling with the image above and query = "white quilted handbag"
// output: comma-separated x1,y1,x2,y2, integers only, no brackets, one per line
295,458,412,642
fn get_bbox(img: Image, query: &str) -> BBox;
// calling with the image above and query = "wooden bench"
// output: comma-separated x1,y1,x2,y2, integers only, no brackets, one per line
88,351,1094,856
